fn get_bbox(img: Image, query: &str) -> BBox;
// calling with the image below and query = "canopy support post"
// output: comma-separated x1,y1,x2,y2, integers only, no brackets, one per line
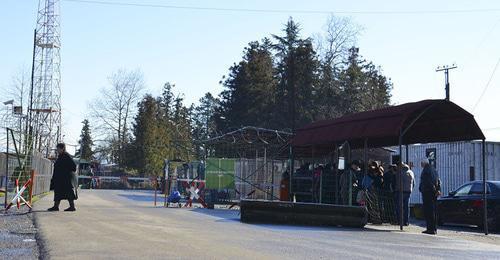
405,145,409,166
399,131,404,231
334,143,339,205
344,141,353,206
363,139,368,177
482,139,488,235
289,146,294,202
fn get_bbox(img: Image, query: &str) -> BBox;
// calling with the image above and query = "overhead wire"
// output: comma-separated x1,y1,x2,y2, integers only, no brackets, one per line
472,57,500,112
62,0,500,15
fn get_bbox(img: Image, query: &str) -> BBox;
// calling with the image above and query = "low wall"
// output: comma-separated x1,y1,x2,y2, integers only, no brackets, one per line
240,200,368,227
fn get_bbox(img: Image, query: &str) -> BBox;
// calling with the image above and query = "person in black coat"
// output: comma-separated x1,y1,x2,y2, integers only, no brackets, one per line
48,143,77,212
419,159,441,234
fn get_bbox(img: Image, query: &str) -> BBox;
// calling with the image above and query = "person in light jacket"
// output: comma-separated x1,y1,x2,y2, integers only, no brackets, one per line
395,163,415,226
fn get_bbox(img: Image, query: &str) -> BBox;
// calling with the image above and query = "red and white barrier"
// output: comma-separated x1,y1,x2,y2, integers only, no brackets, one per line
5,178,32,211
184,181,207,208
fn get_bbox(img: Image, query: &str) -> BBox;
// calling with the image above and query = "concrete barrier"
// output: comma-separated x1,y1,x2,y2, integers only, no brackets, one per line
240,200,368,227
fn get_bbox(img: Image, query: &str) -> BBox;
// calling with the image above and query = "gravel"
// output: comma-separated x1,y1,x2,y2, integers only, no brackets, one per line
0,207,40,260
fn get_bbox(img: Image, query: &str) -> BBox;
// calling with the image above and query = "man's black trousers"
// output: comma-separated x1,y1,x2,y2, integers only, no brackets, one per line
422,193,437,232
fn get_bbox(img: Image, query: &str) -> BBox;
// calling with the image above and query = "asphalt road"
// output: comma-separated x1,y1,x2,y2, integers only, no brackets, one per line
34,190,500,260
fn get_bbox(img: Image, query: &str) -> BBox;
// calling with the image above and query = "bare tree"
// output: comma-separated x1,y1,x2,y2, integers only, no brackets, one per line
0,66,31,138
316,15,362,70
89,69,145,164
9,66,31,111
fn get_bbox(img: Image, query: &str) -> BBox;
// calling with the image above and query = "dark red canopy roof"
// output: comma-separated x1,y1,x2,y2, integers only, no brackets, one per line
292,99,485,149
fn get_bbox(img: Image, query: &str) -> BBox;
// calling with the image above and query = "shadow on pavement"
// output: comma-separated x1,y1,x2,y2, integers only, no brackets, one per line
189,207,393,233
190,208,240,223
410,218,499,235
118,193,157,202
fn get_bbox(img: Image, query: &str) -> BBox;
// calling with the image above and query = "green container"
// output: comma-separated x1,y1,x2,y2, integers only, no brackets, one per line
205,158,235,190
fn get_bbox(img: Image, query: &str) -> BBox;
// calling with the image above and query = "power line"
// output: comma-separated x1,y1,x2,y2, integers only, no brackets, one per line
62,0,500,15
472,57,500,112
482,127,500,131
461,16,500,70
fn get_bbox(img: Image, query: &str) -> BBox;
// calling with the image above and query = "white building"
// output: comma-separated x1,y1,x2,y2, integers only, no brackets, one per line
393,141,500,204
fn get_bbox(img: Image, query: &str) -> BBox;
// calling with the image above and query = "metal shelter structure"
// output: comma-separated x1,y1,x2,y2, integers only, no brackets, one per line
203,126,293,204
292,99,488,234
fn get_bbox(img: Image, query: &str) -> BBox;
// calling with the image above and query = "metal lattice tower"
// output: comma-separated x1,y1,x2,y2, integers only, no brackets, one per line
30,0,62,157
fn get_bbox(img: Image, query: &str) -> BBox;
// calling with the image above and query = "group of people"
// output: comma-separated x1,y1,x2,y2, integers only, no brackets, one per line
340,158,441,234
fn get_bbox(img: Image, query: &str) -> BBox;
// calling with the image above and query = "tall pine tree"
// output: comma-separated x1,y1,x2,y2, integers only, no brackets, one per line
128,95,168,176
337,47,392,115
219,39,277,129
192,92,219,159
78,119,94,161
273,18,320,130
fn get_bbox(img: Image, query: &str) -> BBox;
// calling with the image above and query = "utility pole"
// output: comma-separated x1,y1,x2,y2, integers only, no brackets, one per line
436,64,457,101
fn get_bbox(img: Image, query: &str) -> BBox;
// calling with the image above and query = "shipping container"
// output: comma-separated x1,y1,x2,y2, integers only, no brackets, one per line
391,141,500,204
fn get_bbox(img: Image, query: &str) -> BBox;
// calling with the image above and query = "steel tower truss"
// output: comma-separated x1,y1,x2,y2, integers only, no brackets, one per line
30,0,62,157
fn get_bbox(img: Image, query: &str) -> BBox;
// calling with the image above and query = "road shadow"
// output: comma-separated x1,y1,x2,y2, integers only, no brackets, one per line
410,218,500,235
118,192,190,206
189,207,393,233
190,208,240,223
118,193,157,202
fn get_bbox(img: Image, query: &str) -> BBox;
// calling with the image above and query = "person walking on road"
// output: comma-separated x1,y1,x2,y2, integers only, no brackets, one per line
419,159,441,235
48,143,78,212
395,163,415,226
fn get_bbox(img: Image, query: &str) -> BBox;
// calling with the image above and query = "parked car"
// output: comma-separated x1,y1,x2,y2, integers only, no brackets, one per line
437,181,500,230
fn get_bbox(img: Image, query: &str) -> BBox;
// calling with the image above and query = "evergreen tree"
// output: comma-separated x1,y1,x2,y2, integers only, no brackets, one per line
218,39,277,129
273,18,320,130
128,95,168,176
171,95,194,161
78,119,94,161
337,47,392,115
192,93,219,158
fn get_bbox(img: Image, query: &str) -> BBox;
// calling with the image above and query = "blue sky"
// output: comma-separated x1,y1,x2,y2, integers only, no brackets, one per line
1,0,500,145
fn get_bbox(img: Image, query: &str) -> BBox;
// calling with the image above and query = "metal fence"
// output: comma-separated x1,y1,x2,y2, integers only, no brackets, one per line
235,158,285,201
31,151,53,196
1,151,53,204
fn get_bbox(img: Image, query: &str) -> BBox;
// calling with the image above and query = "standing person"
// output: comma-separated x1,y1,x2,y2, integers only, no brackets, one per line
48,143,78,212
382,164,397,223
419,159,441,234
395,163,415,226
340,160,361,205
280,169,290,201
383,165,397,193
366,161,384,224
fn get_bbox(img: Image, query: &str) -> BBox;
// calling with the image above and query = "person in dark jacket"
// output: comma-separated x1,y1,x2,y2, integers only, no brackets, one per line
340,160,362,205
48,143,77,212
419,159,441,234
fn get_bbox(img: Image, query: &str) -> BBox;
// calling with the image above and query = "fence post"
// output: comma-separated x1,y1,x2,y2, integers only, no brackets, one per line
5,129,9,208
154,176,157,207
29,170,35,205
